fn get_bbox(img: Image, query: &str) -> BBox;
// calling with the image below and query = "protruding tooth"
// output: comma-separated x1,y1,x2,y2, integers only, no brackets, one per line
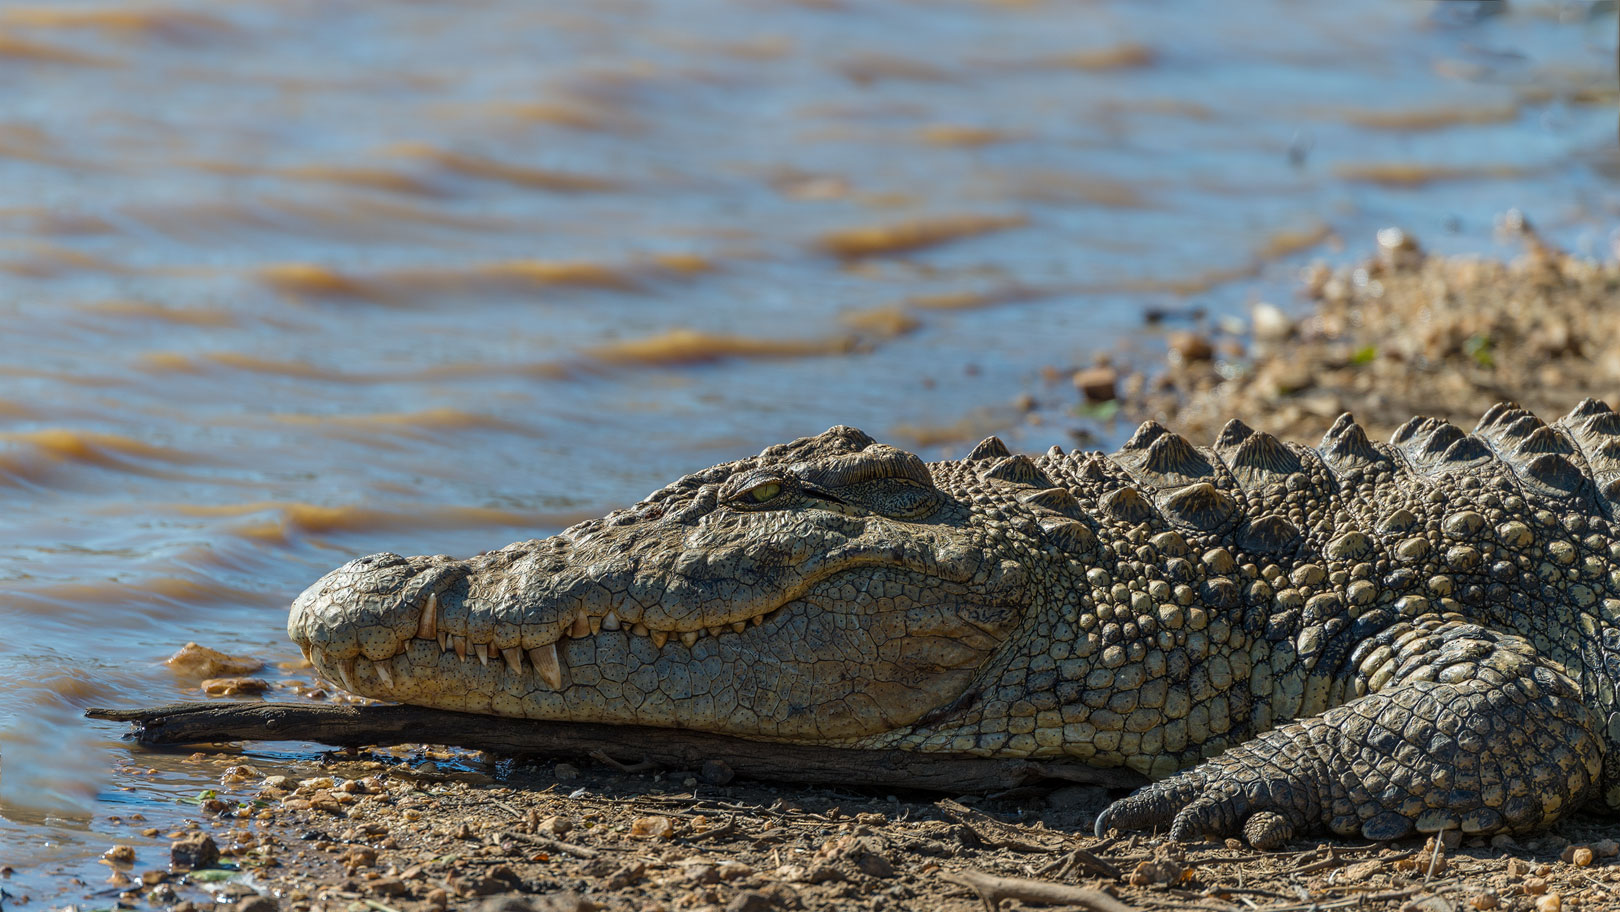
589,616,602,635
681,630,699,647
751,615,764,626
707,626,723,638
374,662,394,688
439,632,450,652
569,614,590,638
632,622,650,637
529,644,563,690
731,621,747,634
602,611,622,631
416,592,438,640
502,646,524,675
299,644,312,664
338,657,357,690
650,630,669,649
475,643,489,665
452,635,467,660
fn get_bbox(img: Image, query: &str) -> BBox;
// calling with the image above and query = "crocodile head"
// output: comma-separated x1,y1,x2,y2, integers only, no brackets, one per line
287,426,1067,742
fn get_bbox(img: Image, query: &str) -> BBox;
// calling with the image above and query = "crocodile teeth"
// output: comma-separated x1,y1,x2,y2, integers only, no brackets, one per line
529,644,563,690
502,646,524,675
299,644,313,663
706,626,723,638
650,630,668,649
731,621,746,634
602,611,622,631
632,622,650,637
417,592,438,640
374,662,393,688
569,614,590,638
338,657,357,690
681,630,699,647
751,615,764,626
475,643,489,665
438,632,450,652
452,635,467,660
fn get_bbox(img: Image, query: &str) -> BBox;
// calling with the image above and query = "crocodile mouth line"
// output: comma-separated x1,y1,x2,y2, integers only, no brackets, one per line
303,558,998,697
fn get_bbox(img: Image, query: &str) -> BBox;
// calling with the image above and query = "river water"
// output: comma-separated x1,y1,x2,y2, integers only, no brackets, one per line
0,0,1614,901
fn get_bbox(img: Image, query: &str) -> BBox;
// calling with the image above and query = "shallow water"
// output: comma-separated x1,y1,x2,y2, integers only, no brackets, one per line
0,0,1614,898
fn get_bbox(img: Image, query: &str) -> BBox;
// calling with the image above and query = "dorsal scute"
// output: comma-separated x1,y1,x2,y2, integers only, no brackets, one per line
1319,412,1387,472
1214,418,1255,450
1222,431,1302,488
980,453,1052,488
966,435,1012,461
1392,416,1493,475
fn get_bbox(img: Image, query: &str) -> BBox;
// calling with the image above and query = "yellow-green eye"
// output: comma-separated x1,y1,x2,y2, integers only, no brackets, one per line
748,482,782,503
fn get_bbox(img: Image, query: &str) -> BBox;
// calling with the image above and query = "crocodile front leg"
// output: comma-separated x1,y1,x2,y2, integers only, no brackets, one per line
1094,622,1604,845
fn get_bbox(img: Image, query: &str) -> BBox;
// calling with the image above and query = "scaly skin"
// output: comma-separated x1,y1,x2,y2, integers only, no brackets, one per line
289,402,1620,844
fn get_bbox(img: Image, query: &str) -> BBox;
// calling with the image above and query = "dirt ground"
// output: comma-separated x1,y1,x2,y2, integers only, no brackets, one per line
100,221,1620,912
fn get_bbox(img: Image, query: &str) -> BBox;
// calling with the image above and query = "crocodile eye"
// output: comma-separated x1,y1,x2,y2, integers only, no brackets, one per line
747,481,782,503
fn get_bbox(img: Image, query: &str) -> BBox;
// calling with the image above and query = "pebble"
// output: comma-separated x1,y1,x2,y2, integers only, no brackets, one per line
631,816,676,840
169,833,219,870
1251,303,1293,343
1072,366,1119,402
102,845,136,865
1168,331,1214,364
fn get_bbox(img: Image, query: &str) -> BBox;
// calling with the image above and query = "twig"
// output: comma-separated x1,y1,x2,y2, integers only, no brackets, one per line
1251,879,1458,912
497,830,599,859
589,749,657,774
686,815,738,843
487,798,523,819
361,901,406,912
941,869,1137,912
1035,845,1123,881
1204,885,1291,901
936,799,1068,853
1424,827,1447,884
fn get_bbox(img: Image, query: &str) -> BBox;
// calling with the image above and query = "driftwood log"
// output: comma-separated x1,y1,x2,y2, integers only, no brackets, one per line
87,701,1145,793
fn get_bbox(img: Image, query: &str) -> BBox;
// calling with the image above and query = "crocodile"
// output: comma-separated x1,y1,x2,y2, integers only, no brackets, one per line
289,401,1620,846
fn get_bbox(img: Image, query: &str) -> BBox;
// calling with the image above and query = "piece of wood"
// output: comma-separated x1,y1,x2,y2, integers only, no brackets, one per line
86,701,1146,793
941,869,1137,912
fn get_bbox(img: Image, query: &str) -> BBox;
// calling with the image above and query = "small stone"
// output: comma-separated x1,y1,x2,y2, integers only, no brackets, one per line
370,879,408,897
535,815,573,837
701,759,735,785
1468,891,1498,911
1168,332,1214,364
426,889,450,911
1251,303,1293,343
201,677,270,697
554,763,580,782
605,862,646,890
170,833,219,869
1533,894,1561,912
1523,876,1548,895
1506,858,1531,877
631,816,675,839
1073,366,1118,402
166,643,263,679
103,845,136,865
726,892,779,912
235,896,279,912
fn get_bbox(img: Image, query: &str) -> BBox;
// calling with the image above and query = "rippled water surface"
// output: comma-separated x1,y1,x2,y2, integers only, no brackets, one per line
0,0,1614,898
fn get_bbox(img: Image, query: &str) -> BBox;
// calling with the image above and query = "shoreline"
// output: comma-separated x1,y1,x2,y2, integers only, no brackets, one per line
82,224,1620,912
